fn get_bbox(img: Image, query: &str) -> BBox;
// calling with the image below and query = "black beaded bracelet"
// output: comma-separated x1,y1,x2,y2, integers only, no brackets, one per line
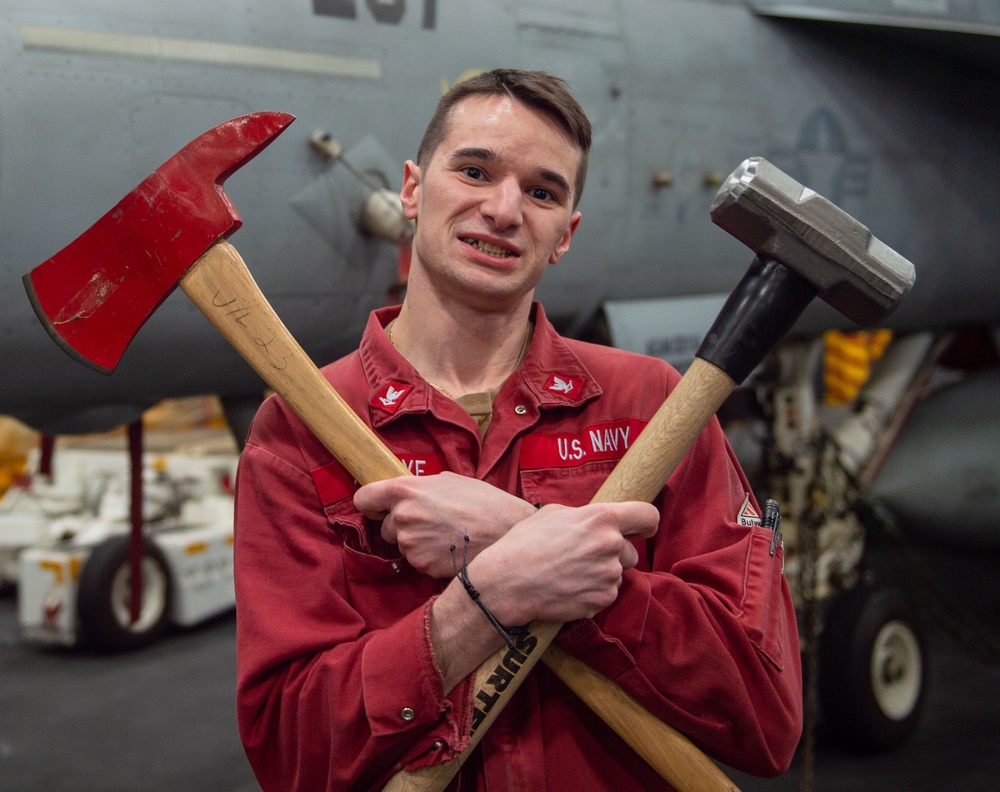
450,535,528,650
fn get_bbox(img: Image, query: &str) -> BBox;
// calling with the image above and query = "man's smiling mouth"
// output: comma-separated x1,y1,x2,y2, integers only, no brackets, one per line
462,237,514,258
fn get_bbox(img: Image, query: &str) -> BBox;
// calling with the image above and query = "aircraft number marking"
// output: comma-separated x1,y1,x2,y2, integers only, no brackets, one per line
313,0,437,29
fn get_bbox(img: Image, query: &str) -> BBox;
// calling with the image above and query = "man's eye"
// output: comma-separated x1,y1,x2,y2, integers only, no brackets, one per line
462,167,484,180
530,188,554,202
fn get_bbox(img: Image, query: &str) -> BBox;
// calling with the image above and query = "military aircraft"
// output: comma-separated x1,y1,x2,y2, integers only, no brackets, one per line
0,0,996,433
1,0,998,755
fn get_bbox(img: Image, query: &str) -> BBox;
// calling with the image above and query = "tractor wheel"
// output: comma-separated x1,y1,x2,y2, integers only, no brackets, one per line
77,536,171,651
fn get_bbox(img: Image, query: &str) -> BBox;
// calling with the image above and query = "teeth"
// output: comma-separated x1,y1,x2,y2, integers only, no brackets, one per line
465,238,512,258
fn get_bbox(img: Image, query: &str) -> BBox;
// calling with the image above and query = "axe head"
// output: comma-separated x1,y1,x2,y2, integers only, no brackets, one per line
23,111,295,373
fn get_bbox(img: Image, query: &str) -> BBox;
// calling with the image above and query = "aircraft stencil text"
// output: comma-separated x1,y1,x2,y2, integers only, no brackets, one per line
313,0,437,29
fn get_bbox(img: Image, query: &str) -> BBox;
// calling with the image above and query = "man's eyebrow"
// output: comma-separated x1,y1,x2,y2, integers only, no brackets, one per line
536,167,571,199
450,147,572,199
451,146,498,163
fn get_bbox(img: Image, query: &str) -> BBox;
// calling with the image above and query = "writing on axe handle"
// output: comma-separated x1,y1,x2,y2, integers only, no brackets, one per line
383,157,914,792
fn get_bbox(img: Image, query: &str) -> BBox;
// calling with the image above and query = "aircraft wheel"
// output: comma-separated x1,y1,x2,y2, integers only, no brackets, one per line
77,536,172,651
819,586,926,752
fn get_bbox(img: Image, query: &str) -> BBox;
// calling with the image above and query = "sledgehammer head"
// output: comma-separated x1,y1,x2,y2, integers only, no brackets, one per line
710,157,915,328
23,111,295,374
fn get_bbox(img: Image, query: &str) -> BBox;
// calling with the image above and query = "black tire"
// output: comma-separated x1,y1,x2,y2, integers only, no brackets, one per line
819,586,927,752
77,535,172,651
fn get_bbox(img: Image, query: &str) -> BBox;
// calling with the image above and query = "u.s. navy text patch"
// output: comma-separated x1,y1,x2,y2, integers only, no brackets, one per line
520,418,647,470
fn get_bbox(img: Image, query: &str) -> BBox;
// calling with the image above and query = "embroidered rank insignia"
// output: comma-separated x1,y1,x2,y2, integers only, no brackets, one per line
371,381,414,414
544,374,584,398
737,493,763,527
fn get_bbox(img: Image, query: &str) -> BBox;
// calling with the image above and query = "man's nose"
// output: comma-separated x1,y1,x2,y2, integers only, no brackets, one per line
480,176,523,229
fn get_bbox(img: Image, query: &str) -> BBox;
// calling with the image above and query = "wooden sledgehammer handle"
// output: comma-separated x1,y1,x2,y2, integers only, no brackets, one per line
182,240,737,792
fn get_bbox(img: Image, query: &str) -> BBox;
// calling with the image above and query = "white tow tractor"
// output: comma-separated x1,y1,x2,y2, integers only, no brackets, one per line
1,445,238,650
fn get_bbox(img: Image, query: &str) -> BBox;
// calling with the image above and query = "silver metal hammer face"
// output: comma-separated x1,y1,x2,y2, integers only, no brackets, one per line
693,157,916,385
710,157,915,328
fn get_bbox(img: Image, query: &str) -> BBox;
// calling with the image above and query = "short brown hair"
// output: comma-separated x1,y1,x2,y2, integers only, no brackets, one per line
416,69,592,208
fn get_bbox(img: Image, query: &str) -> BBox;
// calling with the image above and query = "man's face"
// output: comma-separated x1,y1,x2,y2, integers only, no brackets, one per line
400,94,582,313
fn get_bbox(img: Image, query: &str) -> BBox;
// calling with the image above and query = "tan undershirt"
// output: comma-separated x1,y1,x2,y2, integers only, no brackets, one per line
456,389,500,438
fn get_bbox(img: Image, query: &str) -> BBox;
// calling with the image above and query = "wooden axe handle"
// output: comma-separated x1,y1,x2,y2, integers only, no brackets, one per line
182,240,738,792
384,359,740,792
179,240,409,483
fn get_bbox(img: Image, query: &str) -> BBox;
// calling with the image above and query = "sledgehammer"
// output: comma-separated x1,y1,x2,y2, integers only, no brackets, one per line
593,156,916,505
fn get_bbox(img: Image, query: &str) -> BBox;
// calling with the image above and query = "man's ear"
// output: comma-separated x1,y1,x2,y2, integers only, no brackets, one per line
400,160,421,220
549,211,582,265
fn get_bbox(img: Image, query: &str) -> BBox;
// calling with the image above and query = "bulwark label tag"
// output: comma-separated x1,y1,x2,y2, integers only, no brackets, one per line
737,493,762,527
311,452,448,504
519,418,647,470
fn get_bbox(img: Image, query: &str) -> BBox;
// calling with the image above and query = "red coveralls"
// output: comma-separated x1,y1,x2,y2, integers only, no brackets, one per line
235,303,802,792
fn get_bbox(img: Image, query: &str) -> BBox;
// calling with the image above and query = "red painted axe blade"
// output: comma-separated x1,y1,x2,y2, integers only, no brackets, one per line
23,111,295,374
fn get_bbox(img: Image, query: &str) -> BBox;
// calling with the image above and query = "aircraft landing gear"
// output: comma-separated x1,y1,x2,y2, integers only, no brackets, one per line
819,585,927,752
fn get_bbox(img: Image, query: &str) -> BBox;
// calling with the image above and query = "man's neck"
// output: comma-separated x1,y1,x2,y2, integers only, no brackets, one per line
389,293,533,400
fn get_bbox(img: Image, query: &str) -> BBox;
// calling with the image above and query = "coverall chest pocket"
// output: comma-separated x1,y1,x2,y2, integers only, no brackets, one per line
324,502,437,629
739,525,788,671
519,459,619,508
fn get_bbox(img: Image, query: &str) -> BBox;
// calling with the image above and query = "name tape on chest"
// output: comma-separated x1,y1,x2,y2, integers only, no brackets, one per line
311,452,447,505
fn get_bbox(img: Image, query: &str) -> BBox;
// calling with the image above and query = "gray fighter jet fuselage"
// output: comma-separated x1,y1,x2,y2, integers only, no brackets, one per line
2,0,997,433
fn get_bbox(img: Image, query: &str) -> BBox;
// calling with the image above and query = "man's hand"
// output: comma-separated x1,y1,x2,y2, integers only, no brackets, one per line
353,472,538,577
429,500,659,692
469,502,660,626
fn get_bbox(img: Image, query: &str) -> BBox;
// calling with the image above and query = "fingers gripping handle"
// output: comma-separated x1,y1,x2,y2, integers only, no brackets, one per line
179,240,409,483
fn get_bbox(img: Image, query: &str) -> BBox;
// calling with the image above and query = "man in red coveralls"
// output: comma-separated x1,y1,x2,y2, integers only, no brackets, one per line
235,69,802,791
